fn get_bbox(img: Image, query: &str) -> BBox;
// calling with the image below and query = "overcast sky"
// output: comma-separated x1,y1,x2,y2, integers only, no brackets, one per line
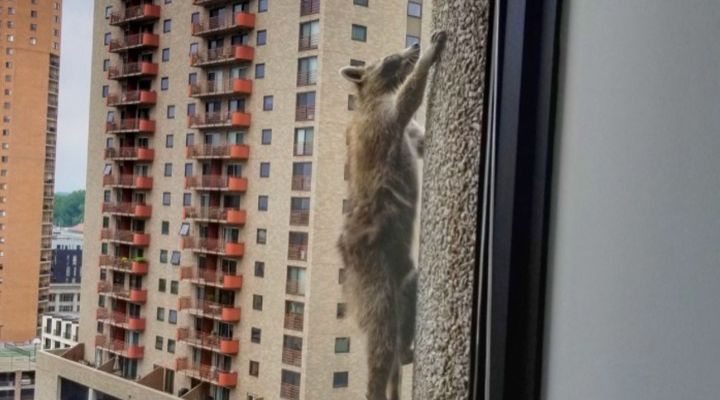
55,0,93,193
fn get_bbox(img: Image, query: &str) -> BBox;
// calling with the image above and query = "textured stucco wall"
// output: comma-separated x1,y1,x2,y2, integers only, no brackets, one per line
413,1,489,399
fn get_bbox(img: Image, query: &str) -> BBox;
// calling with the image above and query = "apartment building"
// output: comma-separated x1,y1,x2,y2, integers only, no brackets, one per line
37,0,427,399
0,343,36,400
40,313,79,350
46,225,83,313
0,1,62,342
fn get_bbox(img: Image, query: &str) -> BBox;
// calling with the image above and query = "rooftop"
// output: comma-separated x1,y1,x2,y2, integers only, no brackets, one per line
0,343,37,372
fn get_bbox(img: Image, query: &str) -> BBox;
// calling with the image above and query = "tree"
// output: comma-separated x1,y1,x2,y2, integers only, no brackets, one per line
53,190,85,227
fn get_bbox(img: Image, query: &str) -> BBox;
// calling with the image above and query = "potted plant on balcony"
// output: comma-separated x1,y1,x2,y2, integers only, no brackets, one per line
131,256,149,274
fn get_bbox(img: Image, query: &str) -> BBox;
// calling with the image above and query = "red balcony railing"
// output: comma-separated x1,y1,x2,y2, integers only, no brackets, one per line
96,308,146,331
102,175,153,189
190,45,254,67
176,327,240,354
298,34,319,51
300,0,320,16
108,33,159,52
184,206,247,225
180,266,244,290
178,297,242,323
295,104,315,121
175,357,238,388
110,4,161,26
192,12,256,36
97,281,148,303
188,111,251,129
186,144,250,160
104,147,155,161
107,90,157,107
95,335,145,359
185,175,248,192
181,236,245,257
108,61,159,80
98,255,149,274
101,202,153,218
106,118,156,134
100,228,151,246
189,78,253,98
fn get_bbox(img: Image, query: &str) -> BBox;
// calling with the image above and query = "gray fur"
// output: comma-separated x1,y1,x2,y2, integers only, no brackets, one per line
337,31,447,400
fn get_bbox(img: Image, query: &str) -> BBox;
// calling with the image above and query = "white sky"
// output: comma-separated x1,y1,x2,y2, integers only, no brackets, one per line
55,0,93,192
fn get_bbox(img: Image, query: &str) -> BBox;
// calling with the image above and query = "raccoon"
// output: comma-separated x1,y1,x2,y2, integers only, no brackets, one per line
337,31,447,400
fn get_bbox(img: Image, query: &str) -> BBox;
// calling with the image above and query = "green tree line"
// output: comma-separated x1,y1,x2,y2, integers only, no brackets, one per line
54,190,85,227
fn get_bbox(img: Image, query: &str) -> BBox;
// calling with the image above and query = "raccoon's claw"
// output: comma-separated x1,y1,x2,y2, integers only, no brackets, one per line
429,31,448,62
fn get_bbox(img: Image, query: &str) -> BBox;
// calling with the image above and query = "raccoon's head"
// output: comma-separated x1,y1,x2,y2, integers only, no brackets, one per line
340,43,420,100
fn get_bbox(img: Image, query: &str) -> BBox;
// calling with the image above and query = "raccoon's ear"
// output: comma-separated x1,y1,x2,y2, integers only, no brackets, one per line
340,66,365,83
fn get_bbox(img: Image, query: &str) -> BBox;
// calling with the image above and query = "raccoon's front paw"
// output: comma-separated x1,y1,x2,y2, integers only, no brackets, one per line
430,30,448,61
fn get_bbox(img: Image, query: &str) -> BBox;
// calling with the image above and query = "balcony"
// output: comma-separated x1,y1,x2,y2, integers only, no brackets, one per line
300,0,320,16
96,308,146,331
102,202,153,218
95,336,144,359
288,244,308,261
192,0,232,6
298,34,319,51
184,206,247,225
190,45,254,67
175,357,237,388
188,111,251,129
110,4,161,26
285,280,305,296
180,266,244,290
290,210,310,226
291,175,312,191
104,147,155,162
178,297,242,323
181,236,245,257
186,143,250,160
297,69,318,86
295,104,316,121
108,61,159,80
281,383,301,400
100,228,151,247
108,33,159,53
284,313,304,331
98,255,150,275
176,328,240,355
189,78,253,98
185,175,248,192
282,347,302,367
192,12,256,37
102,175,153,190
97,281,148,304
106,118,156,134
107,90,157,107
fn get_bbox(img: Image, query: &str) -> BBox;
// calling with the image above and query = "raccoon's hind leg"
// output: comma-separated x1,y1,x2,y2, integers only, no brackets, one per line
387,356,402,400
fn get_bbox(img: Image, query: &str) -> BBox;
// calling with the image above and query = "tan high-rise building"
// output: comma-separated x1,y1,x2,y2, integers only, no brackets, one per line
37,0,428,398
0,1,62,342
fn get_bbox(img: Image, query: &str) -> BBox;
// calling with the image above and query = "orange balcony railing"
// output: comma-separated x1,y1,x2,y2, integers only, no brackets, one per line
281,383,301,400
284,313,304,331
298,34,319,51
98,255,149,274
97,281,148,303
300,0,320,16
192,12,256,36
106,118,156,134
186,143,250,160
104,147,155,161
185,175,248,192
96,308,146,331
110,4,161,26
102,175,153,189
282,347,303,367
180,266,244,290
188,111,251,129
108,33,160,52
108,61,159,80
190,45,254,67
181,236,245,257
100,228,151,247
178,297,242,323
175,357,238,388
107,90,157,107
95,335,145,359
189,78,253,98
176,327,240,355
184,206,247,225
101,201,152,218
